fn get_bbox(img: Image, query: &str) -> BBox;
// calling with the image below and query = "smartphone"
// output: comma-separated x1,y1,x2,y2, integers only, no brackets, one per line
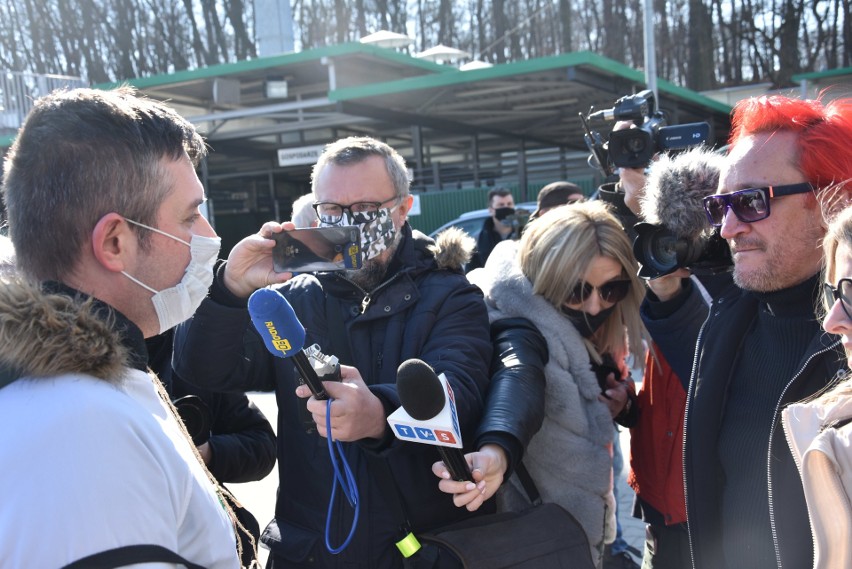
272,226,362,272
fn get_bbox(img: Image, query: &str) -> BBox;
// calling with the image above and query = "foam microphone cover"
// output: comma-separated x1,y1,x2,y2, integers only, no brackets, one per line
397,359,446,421
248,287,306,357
640,146,726,240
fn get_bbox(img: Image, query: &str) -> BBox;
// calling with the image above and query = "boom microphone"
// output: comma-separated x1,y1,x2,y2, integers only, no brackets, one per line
248,287,338,400
388,359,474,482
639,145,725,240
633,146,732,279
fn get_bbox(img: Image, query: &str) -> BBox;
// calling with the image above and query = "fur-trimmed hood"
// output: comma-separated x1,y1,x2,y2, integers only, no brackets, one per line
427,226,476,271
0,277,129,383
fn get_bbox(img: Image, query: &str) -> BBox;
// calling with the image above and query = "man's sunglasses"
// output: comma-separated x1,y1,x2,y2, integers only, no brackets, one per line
567,279,631,305
702,182,813,227
823,278,852,320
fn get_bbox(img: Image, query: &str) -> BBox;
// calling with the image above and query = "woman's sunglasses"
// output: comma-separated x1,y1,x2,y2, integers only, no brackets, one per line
567,279,631,305
823,278,852,320
702,182,813,227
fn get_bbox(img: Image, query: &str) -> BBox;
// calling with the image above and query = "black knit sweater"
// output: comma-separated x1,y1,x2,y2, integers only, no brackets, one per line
717,275,821,568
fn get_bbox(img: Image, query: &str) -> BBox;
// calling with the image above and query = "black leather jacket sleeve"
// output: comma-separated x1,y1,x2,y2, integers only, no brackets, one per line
474,317,548,479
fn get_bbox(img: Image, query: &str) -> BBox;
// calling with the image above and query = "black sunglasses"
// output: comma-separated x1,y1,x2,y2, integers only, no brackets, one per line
567,279,631,305
702,182,813,227
823,278,852,320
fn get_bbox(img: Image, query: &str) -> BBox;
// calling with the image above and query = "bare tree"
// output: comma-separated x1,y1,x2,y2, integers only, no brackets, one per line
0,0,846,92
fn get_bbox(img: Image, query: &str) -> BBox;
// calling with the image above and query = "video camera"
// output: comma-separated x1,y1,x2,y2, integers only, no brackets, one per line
581,90,712,177
630,147,733,279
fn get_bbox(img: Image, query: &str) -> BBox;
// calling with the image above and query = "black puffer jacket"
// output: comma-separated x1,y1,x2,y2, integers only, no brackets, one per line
174,224,493,569
147,330,277,484
474,317,548,479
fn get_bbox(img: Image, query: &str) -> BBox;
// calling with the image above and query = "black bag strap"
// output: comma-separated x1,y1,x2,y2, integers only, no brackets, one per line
62,545,205,569
514,461,543,505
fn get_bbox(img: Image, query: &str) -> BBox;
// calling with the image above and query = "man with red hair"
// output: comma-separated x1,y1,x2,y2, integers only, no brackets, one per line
643,95,852,569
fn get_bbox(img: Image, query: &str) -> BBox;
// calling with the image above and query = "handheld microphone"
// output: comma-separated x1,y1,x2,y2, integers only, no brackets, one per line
388,359,474,482
248,288,359,553
248,287,339,400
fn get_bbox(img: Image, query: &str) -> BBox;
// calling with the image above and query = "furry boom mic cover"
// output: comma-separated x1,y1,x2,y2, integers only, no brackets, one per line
640,147,726,239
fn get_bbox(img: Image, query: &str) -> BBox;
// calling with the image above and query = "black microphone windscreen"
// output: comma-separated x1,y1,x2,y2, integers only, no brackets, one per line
640,146,725,240
396,359,445,421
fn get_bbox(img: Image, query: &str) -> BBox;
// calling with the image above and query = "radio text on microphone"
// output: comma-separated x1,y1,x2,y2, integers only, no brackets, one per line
264,320,292,353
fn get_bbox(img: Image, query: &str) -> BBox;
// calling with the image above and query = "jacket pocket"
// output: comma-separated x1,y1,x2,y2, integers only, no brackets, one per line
260,518,319,563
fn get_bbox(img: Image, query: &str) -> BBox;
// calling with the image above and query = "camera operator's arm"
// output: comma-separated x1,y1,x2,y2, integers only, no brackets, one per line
641,272,708,382
619,166,647,214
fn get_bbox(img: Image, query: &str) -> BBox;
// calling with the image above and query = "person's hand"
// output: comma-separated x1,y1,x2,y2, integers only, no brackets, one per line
618,167,647,215
197,441,212,465
432,443,508,511
599,373,633,419
222,221,294,298
646,268,691,302
296,365,387,441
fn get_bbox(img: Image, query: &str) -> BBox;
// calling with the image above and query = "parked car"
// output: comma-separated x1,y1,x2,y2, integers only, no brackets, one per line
428,202,537,240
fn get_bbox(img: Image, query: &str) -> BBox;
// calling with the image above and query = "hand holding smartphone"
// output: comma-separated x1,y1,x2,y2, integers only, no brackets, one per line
272,226,363,273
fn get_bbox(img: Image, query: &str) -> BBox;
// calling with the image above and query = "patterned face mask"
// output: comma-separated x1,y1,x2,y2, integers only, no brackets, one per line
321,205,398,261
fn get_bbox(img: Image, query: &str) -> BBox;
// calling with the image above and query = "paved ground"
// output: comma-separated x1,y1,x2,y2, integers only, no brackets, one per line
231,392,646,568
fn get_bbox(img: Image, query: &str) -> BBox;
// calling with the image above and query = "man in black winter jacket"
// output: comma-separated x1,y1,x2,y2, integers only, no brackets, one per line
643,95,852,569
173,136,492,569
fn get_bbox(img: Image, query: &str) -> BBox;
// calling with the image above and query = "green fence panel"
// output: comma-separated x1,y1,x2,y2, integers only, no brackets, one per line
407,176,598,235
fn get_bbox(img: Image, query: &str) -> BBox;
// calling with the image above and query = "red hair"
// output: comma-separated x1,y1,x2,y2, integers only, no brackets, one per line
728,95,852,191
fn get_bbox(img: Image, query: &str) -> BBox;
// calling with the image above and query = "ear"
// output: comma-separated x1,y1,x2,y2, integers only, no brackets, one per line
91,213,135,273
396,194,415,223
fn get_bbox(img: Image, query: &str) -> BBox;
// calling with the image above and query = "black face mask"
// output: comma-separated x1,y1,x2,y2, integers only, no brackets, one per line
561,305,616,338
494,207,515,221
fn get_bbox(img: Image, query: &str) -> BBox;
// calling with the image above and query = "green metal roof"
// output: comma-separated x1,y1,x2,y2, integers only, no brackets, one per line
792,66,852,81
331,50,730,115
96,42,450,90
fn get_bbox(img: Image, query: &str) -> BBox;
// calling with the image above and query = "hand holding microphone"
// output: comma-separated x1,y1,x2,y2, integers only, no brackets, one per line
248,286,361,552
388,359,474,482
248,287,339,400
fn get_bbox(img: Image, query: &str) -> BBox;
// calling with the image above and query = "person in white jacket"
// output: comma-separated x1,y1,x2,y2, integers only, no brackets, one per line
783,202,852,569
0,87,239,568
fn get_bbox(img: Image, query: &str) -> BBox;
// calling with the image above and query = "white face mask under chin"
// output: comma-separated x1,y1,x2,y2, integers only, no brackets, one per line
121,219,221,335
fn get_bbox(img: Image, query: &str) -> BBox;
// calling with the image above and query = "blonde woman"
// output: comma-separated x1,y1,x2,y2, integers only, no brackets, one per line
783,204,852,569
435,201,648,565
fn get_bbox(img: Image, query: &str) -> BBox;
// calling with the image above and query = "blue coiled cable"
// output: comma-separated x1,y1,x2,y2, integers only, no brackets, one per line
323,397,360,554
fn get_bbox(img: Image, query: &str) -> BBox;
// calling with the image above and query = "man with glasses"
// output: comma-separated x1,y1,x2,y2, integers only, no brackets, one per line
173,136,493,569
642,95,852,569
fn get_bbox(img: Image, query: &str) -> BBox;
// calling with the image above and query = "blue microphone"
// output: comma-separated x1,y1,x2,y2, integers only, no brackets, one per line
249,287,358,553
248,287,335,400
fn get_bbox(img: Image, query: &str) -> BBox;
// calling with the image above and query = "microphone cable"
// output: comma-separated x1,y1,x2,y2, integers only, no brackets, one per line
323,397,360,554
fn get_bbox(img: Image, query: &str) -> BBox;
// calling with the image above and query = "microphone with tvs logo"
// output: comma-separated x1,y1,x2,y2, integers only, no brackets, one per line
387,359,474,482
248,287,340,400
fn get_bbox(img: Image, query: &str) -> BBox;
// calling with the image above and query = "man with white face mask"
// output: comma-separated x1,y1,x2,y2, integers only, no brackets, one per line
174,136,493,569
0,87,238,568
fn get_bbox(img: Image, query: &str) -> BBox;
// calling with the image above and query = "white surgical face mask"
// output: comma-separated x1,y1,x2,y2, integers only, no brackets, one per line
121,218,221,334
